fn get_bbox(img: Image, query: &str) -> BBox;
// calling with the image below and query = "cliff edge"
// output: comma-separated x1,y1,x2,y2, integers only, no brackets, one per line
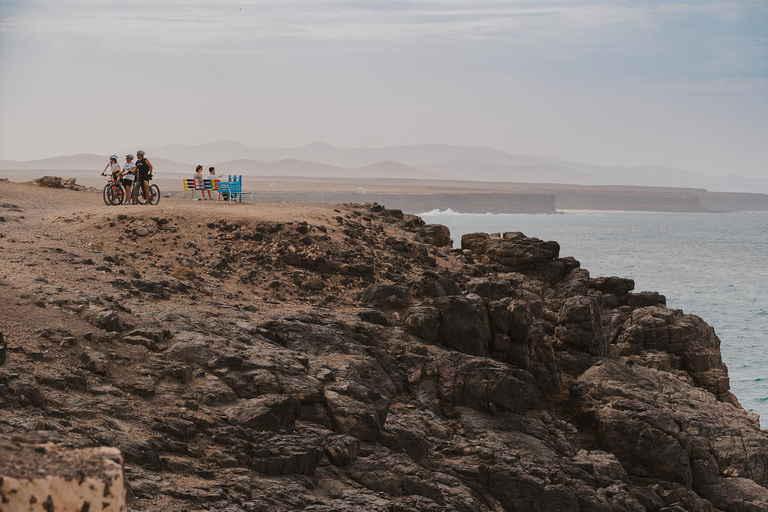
0,180,766,512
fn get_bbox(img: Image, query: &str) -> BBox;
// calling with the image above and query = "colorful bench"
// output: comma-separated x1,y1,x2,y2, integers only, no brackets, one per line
182,179,219,199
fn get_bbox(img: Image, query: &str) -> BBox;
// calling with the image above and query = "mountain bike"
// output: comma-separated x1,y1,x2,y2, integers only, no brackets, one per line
102,175,124,206
133,175,160,205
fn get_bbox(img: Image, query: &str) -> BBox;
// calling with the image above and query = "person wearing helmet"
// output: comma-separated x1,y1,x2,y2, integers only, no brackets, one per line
121,154,136,204
133,150,153,204
101,155,122,183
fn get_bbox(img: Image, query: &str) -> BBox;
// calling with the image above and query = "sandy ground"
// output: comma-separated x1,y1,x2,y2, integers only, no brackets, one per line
0,179,391,360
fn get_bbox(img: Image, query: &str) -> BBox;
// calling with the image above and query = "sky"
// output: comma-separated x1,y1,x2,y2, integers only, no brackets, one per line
0,0,766,176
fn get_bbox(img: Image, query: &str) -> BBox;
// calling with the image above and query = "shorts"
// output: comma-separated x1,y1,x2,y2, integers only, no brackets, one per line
137,172,151,182
122,179,134,187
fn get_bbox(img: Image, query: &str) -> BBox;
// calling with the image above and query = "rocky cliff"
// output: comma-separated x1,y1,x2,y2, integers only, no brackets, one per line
0,181,766,512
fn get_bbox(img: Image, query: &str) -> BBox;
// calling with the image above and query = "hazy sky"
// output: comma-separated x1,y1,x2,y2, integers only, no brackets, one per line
0,0,766,176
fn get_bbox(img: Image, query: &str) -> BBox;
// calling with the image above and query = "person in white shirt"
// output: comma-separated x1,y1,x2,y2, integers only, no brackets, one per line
101,155,121,181
121,154,136,204
205,167,218,200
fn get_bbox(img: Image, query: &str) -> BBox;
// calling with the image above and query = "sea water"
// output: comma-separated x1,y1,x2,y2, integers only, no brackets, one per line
420,209,768,423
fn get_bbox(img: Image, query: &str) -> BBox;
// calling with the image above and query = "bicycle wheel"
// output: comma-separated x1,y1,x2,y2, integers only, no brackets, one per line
148,184,160,205
107,185,124,205
103,183,112,205
104,183,122,205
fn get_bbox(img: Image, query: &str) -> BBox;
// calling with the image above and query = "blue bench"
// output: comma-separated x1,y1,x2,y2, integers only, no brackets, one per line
217,175,252,203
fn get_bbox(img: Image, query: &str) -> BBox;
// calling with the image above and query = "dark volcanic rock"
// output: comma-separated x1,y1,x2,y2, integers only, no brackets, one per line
464,232,560,272
434,294,490,356
229,394,301,433
404,306,439,342
614,306,735,402
556,296,606,356
365,282,411,310
626,291,667,307
324,389,384,441
571,360,768,511
2,192,764,512
415,224,452,247
590,276,635,297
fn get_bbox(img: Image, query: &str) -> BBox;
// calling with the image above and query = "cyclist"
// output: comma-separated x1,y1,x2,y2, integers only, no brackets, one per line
101,155,121,182
121,154,136,204
101,155,122,201
133,150,154,204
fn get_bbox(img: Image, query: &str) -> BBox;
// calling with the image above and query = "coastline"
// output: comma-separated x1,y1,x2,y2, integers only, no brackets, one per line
4,171,768,213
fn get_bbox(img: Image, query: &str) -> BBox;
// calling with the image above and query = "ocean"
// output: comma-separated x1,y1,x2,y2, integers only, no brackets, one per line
420,209,768,423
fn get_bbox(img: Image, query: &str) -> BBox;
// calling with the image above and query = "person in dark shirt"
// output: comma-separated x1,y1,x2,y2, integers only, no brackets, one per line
133,150,153,204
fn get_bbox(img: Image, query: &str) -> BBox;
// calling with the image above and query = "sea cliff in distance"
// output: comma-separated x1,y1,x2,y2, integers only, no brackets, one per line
1,179,768,511
3,140,768,213
3,169,768,214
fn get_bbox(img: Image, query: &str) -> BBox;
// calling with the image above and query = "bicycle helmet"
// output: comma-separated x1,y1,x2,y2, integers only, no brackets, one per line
110,155,118,160
125,154,134,159
136,150,145,156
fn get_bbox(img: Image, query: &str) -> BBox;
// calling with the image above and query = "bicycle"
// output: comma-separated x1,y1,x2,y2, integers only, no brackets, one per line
102,174,124,206
132,175,160,205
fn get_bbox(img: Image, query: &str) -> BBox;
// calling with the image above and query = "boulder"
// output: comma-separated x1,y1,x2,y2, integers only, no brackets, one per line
415,224,452,247
466,277,514,301
433,294,490,356
33,176,88,191
571,359,768,510
358,310,389,326
323,435,361,466
615,307,733,401
80,348,108,375
324,389,383,441
229,394,301,433
468,234,560,272
555,296,606,356
436,353,541,414
589,276,635,298
0,437,126,512
404,306,439,342
248,435,324,476
460,232,490,253
626,291,666,308
365,283,411,310
84,308,124,333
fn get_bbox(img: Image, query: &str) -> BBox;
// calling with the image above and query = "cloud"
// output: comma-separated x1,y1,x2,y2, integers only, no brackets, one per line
2,0,762,49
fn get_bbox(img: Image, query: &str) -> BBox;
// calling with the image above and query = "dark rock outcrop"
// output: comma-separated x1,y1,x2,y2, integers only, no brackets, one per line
0,195,761,512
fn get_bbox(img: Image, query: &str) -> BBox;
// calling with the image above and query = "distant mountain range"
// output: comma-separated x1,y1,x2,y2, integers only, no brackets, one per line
2,141,766,194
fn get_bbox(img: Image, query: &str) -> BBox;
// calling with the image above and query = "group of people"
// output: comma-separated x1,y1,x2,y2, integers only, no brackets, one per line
101,150,153,204
191,165,220,200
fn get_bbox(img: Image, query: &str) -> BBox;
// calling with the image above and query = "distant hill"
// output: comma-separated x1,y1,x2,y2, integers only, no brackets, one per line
0,154,444,181
142,141,556,169
136,141,768,194
0,154,191,174
5,142,768,194
215,158,444,180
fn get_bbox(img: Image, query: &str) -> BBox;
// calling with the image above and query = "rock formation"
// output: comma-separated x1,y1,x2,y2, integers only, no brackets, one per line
0,183,765,511
0,434,126,511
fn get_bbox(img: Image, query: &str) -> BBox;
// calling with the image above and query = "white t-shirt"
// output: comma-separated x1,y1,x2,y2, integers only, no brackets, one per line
109,162,121,175
123,162,136,181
